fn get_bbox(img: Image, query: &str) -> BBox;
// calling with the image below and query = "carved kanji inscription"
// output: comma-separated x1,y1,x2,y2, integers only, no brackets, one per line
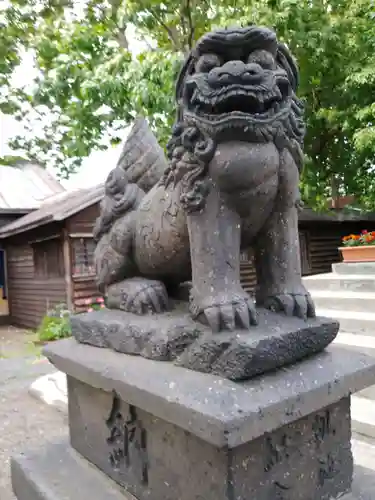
106,394,148,485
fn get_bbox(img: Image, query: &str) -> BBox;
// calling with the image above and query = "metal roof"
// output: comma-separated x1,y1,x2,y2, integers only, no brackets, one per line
0,183,104,239
0,162,65,211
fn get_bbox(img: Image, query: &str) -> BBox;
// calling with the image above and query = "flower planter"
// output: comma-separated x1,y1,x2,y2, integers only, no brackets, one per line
339,245,375,263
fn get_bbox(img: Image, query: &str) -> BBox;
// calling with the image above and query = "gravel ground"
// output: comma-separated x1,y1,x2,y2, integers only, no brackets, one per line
0,329,68,500
0,325,41,359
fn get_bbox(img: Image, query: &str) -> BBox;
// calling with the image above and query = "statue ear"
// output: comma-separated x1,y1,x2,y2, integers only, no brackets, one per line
276,43,299,92
175,52,196,103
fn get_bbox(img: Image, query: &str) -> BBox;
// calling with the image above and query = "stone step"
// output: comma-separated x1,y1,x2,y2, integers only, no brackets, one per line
311,290,375,313
11,439,136,500
345,437,375,500
352,395,375,441
333,262,375,275
316,308,375,335
334,332,375,354
304,273,375,293
333,332,375,402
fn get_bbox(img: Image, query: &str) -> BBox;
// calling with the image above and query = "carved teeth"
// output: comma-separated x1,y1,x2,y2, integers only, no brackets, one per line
190,85,287,118
191,89,199,104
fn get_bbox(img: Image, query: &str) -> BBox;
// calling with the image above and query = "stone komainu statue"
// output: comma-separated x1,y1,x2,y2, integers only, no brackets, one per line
93,25,315,333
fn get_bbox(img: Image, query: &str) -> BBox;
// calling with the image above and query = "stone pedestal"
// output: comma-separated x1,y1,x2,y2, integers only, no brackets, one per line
11,338,375,500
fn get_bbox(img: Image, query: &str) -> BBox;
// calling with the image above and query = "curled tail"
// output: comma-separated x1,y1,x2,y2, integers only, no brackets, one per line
94,116,169,291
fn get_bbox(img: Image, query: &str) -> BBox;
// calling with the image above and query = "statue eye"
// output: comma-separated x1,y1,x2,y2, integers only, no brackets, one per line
247,50,275,70
195,54,222,73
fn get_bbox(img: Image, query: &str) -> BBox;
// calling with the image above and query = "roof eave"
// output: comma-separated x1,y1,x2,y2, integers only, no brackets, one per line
0,208,35,215
0,215,54,239
53,192,104,221
0,188,105,239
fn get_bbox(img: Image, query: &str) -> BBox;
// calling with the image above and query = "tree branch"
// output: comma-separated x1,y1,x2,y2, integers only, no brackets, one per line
117,31,128,49
108,0,129,49
146,8,181,51
138,33,154,51
186,0,195,50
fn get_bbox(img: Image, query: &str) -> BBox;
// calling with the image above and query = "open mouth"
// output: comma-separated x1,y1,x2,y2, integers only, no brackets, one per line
187,80,290,120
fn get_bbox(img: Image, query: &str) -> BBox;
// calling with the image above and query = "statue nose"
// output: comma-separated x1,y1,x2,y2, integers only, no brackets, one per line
208,61,263,87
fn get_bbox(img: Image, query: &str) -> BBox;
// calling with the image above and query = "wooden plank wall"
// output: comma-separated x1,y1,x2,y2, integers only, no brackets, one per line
6,244,66,329
307,229,342,275
67,203,101,311
240,250,256,296
66,203,99,234
239,227,343,294
305,222,375,275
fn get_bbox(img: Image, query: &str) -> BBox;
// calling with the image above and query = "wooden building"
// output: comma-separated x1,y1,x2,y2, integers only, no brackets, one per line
0,161,65,321
1,177,375,328
240,209,375,294
0,186,103,328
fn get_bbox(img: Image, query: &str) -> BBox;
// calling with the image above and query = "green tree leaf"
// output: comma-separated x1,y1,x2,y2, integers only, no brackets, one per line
0,0,375,209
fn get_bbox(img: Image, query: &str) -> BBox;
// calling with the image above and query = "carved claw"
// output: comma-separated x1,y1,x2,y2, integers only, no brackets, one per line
263,291,316,320
126,284,169,314
107,278,169,315
190,292,257,332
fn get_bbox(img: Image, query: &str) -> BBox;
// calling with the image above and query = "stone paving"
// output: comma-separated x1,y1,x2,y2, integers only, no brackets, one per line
0,355,67,500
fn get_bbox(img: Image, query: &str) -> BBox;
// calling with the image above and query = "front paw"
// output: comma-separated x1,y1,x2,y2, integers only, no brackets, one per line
263,289,316,320
190,290,257,332
107,278,169,314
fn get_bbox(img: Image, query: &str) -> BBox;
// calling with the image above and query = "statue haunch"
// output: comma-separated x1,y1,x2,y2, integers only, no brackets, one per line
94,25,315,333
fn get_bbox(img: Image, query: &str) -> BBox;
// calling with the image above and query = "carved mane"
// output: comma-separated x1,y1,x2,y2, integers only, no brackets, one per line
163,26,305,213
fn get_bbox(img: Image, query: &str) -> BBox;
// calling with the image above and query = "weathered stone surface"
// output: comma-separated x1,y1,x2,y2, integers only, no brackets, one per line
11,440,134,500
11,438,375,500
13,342,375,500
71,305,202,358
71,307,339,380
44,340,375,448
93,25,315,336
67,375,352,500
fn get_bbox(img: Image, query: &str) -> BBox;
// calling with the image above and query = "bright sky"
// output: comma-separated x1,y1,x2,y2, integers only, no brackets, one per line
0,23,147,190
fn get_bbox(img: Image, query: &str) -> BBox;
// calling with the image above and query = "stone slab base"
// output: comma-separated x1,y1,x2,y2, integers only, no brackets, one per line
10,439,375,500
40,340,375,500
71,306,339,380
68,377,353,500
44,340,375,449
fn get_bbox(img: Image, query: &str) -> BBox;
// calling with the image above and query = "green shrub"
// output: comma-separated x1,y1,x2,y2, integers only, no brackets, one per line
37,303,72,342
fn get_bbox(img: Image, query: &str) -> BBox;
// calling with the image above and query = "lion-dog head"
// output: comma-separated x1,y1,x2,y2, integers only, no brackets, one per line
164,26,305,212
